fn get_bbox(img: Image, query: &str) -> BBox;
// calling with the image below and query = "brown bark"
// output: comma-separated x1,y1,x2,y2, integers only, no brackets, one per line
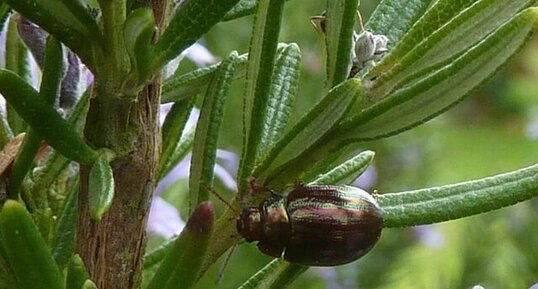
76,81,161,289
75,3,169,288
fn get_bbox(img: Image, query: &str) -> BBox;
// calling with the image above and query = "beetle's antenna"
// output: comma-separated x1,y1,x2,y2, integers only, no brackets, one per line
215,245,236,285
200,182,240,216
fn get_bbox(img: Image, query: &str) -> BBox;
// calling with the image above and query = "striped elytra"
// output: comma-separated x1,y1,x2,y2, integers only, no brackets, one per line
236,184,383,266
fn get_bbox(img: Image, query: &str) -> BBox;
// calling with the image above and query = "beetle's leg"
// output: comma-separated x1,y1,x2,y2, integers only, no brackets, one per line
247,177,267,194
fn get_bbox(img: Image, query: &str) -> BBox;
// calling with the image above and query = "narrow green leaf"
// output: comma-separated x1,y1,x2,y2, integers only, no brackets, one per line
257,43,301,159
51,176,79,270
153,0,240,69
159,98,194,179
379,162,538,228
299,144,351,183
198,207,241,278
339,8,538,141
324,0,359,88
223,0,258,21
142,237,183,288
369,0,535,99
0,3,10,33
5,0,102,67
29,91,90,203
88,151,115,221
65,255,90,289
162,53,248,103
158,129,195,181
10,36,64,196
364,0,433,48
38,36,64,104
0,248,17,289
143,236,176,270
0,200,63,289
163,202,214,289
58,0,102,40
310,150,374,185
81,280,97,289
0,70,98,164
0,110,13,148
190,52,238,213
146,202,214,289
65,89,92,133
5,18,30,135
369,0,478,76
8,132,41,199
124,8,156,86
255,79,361,185
238,259,307,289
5,18,30,81
239,0,286,191
0,229,18,289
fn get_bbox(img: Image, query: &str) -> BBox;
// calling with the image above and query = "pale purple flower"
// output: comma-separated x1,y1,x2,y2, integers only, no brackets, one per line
148,150,239,237
529,283,538,289
163,42,218,78
183,42,218,67
153,155,190,197
147,197,186,238
314,267,345,289
525,109,538,139
148,102,238,238
352,164,377,189
414,225,445,249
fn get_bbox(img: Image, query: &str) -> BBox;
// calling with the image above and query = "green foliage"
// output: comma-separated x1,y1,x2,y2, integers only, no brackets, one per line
189,52,239,213
51,178,79,270
379,162,538,227
3,0,102,68
88,150,115,221
0,201,64,289
0,70,98,164
65,255,90,289
257,43,301,157
239,0,287,190
223,0,259,21
145,202,214,289
159,98,195,179
311,150,375,185
238,260,307,289
123,8,156,89
365,0,433,47
255,79,362,185
324,0,360,88
10,36,63,196
153,0,241,70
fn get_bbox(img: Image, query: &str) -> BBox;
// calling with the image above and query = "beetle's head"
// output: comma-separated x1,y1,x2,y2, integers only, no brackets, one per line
236,207,263,242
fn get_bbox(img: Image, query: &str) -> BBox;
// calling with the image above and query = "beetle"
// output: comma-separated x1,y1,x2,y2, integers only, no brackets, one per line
236,183,383,266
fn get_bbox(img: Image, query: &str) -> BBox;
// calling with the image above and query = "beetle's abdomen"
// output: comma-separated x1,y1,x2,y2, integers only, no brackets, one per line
284,185,383,266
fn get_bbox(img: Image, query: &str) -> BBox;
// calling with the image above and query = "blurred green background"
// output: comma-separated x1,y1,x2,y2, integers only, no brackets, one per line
156,1,538,288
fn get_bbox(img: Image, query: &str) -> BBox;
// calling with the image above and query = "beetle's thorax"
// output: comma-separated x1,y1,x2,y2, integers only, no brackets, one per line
237,197,290,258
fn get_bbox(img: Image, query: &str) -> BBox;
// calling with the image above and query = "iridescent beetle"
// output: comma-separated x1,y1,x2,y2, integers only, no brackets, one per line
236,183,383,266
